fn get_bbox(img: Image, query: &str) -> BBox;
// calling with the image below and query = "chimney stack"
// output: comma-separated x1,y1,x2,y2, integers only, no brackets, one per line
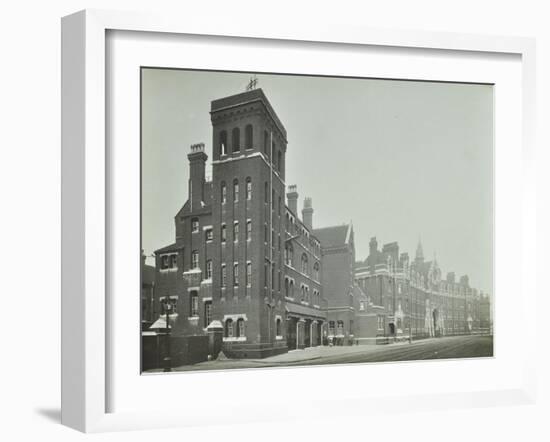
188,143,208,211
287,184,298,215
302,197,313,230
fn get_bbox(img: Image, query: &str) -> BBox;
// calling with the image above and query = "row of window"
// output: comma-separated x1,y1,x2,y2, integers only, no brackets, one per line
328,320,345,336
219,127,283,172
219,126,254,156
221,262,253,287
160,253,178,270
284,243,320,279
220,178,252,204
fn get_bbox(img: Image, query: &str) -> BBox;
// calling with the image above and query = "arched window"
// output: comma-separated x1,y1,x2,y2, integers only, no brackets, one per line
285,214,290,231
285,278,289,297
225,319,233,338
290,280,295,298
313,262,320,281
301,285,306,301
219,130,227,156
301,253,308,275
276,318,282,336
246,177,252,200
245,124,253,150
285,242,293,266
233,179,239,202
236,318,245,338
232,127,240,152
221,182,227,204
263,130,269,157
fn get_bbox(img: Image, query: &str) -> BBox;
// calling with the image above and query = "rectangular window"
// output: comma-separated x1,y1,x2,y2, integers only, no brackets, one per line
337,321,344,336
190,292,199,317
191,251,199,269
238,319,245,337
246,220,252,241
221,264,226,287
233,221,239,242
206,259,212,280
205,228,213,242
161,255,169,269
204,301,212,328
233,263,239,286
221,224,226,243
170,254,178,268
246,262,252,286
191,218,199,232
329,321,335,335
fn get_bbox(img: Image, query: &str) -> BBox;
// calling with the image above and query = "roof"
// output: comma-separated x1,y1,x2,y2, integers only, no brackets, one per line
312,224,351,249
210,88,287,139
351,285,368,300
155,241,185,254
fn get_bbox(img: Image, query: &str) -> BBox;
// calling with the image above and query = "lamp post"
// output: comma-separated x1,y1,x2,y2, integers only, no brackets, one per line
163,302,172,372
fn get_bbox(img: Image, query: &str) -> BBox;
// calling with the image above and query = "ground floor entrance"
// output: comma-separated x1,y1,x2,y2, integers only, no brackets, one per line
286,317,324,350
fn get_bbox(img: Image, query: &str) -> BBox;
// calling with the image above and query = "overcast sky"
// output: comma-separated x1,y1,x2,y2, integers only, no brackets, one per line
142,68,493,295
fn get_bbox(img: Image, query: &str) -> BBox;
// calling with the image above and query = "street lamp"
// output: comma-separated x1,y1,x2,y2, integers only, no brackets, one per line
163,301,172,372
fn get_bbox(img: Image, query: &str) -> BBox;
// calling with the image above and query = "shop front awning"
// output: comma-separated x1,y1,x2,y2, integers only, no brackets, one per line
285,302,326,321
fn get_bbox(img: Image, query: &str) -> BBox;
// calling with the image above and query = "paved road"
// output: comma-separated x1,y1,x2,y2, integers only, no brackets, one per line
286,335,493,367
154,335,493,373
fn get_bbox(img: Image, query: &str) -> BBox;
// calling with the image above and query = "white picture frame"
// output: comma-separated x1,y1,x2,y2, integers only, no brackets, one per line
61,9,537,433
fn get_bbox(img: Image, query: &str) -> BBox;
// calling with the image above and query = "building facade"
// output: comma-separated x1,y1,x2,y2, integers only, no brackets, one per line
354,238,492,340
147,87,492,363
151,88,327,359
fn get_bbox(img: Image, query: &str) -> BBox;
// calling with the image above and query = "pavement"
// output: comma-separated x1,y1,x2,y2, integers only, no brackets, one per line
144,334,493,373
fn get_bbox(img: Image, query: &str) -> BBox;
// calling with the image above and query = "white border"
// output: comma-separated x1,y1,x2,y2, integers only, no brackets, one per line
61,9,537,433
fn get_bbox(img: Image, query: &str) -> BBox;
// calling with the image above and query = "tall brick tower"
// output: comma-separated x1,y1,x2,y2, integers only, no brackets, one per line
209,88,288,358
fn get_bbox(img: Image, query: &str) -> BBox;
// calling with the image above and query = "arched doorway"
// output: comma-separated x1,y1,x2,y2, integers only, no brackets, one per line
389,322,396,336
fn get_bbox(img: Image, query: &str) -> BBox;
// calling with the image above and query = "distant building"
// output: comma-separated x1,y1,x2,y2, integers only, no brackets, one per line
313,223,357,345
354,238,491,340
141,251,155,330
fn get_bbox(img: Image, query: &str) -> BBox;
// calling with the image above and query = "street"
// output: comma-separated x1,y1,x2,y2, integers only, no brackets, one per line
145,335,493,373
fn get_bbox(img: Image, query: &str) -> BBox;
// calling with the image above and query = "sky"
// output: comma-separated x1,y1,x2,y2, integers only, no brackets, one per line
141,68,494,295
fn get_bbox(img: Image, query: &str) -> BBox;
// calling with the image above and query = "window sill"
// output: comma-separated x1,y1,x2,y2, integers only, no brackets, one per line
223,337,247,342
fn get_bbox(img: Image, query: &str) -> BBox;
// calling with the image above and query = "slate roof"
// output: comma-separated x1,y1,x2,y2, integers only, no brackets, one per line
312,224,350,249
155,241,185,254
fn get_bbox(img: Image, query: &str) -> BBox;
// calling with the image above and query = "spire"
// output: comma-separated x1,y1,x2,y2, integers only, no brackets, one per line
415,237,424,263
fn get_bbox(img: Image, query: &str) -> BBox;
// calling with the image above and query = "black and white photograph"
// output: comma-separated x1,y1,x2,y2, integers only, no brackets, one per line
140,68,494,373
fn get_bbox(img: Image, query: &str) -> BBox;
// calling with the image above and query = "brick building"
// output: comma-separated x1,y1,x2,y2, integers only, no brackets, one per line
313,223,357,345
151,88,327,358
354,238,492,340
146,87,492,362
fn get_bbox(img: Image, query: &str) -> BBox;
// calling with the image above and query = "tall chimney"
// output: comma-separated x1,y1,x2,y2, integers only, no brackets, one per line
302,197,313,230
287,184,298,215
188,143,208,211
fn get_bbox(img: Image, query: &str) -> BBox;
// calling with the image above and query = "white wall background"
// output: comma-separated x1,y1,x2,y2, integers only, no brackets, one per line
0,1,548,441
